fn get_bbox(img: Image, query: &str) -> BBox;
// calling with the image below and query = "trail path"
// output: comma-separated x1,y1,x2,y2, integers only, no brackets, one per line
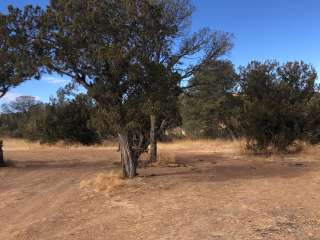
1,146,320,239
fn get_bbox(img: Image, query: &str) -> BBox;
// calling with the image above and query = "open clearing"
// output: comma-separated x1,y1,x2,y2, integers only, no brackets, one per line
1,139,320,240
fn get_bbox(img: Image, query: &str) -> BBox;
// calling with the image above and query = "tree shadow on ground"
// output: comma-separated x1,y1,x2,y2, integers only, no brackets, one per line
4,159,116,171
141,152,319,183
3,151,319,183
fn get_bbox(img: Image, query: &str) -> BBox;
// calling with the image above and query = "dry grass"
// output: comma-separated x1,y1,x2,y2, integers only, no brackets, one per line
1,137,117,151
157,151,178,167
158,138,246,154
139,152,149,162
297,143,320,160
1,138,41,151
3,137,320,161
241,141,320,159
80,170,124,193
158,139,320,164
139,151,178,167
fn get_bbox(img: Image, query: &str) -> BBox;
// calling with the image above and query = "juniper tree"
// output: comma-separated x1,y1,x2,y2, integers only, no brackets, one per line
239,61,317,151
1,96,38,114
32,0,168,177
24,0,233,177
180,60,242,138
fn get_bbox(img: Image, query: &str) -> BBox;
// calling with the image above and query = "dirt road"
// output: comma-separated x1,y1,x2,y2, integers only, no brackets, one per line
1,142,320,240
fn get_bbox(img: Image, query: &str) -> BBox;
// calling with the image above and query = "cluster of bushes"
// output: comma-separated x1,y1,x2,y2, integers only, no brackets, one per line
239,61,320,151
0,90,104,145
181,60,320,151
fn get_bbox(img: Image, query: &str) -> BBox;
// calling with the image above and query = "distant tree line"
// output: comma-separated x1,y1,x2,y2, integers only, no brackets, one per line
0,87,181,145
1,92,96,144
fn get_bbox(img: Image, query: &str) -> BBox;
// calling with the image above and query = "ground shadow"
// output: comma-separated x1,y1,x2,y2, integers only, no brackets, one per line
3,151,319,183
4,159,116,171
141,152,320,183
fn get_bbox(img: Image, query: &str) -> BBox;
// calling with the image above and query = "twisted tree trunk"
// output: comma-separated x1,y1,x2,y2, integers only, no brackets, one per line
118,133,137,178
0,140,5,167
149,114,157,162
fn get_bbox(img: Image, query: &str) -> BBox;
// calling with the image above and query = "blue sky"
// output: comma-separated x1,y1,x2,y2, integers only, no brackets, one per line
1,0,320,103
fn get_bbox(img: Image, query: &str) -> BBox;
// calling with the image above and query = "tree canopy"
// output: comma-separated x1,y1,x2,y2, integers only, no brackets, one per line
180,60,241,138
0,5,42,98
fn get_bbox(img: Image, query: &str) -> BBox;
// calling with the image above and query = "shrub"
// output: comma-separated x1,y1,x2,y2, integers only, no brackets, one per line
239,61,317,151
305,93,320,144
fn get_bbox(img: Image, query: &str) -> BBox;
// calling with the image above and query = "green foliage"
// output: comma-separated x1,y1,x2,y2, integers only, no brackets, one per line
305,93,320,144
0,112,21,137
33,0,232,134
140,63,182,136
36,0,161,133
0,99,44,138
180,60,242,138
39,93,100,145
239,61,317,151
0,5,42,98
0,92,101,145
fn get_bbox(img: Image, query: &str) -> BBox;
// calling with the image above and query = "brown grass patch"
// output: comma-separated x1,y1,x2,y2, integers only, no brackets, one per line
139,152,149,162
241,141,320,158
138,151,179,167
80,171,124,193
157,152,178,167
2,138,117,151
297,144,320,160
158,138,246,154
139,150,179,167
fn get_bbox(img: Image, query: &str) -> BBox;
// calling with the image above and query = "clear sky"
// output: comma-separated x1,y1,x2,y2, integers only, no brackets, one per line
1,0,320,103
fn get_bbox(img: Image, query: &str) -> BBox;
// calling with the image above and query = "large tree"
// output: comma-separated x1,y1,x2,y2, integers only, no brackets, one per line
0,5,41,166
28,0,232,177
180,60,241,139
1,96,38,114
133,0,233,162
35,0,166,177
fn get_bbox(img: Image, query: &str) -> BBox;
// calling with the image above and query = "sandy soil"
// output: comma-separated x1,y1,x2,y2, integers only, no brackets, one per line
1,140,320,240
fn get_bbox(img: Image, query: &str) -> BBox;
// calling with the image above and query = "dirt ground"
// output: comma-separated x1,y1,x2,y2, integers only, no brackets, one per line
1,140,320,240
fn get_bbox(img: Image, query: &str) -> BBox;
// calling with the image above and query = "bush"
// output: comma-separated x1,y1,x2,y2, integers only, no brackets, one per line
305,93,320,144
0,92,102,145
36,94,101,145
240,61,317,151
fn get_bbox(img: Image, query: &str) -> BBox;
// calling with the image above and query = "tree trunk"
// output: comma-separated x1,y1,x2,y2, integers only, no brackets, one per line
0,140,5,167
149,114,157,162
118,133,137,178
